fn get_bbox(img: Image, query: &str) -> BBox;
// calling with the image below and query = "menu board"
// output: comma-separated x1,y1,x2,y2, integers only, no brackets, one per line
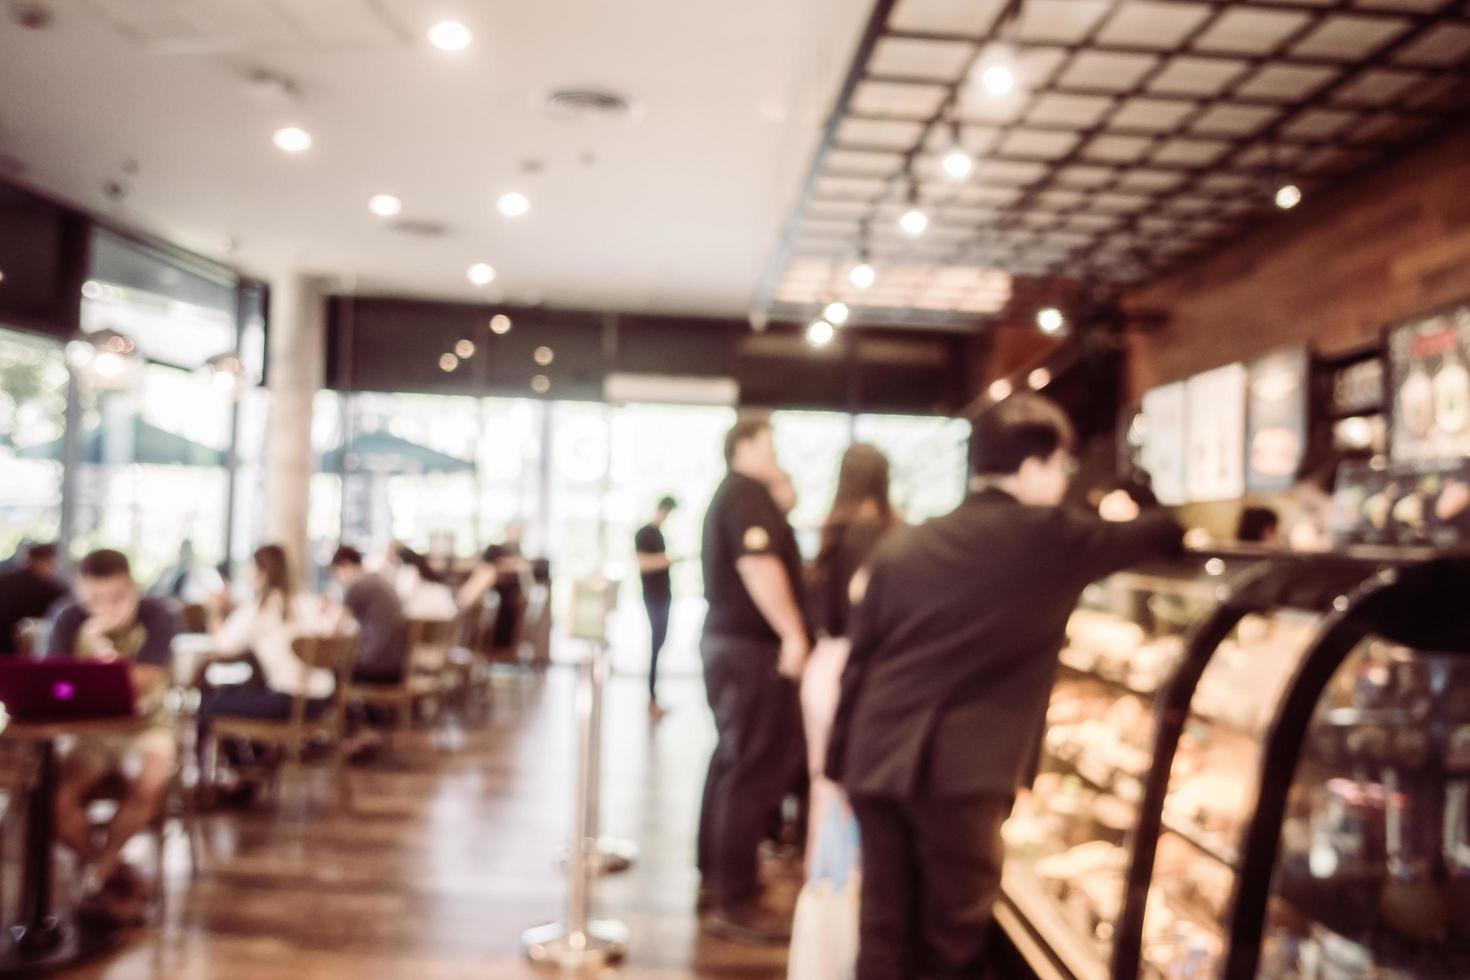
1388,301,1470,463
1141,382,1187,506
1186,363,1247,502
1246,348,1309,494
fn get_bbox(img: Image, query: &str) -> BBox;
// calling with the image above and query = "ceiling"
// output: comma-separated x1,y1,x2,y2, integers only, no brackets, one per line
764,0,1470,329
0,0,868,316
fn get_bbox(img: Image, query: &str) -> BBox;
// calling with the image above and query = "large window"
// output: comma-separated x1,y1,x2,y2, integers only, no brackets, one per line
855,413,970,524
0,327,68,558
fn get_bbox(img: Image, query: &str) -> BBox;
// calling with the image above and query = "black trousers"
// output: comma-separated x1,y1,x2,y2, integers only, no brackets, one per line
644,597,671,701
850,793,1013,980
696,634,804,906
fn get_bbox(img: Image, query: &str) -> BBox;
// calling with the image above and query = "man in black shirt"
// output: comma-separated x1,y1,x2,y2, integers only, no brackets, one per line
329,546,409,683
828,393,1183,979
697,415,809,944
635,496,678,716
0,542,68,655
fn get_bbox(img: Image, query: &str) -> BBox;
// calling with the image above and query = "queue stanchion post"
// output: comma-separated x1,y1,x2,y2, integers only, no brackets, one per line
522,579,629,969
584,637,638,876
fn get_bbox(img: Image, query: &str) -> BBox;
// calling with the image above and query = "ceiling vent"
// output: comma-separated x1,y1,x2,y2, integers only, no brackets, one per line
542,88,636,123
388,219,449,239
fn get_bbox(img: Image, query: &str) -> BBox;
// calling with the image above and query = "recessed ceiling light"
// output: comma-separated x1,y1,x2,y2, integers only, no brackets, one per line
900,209,928,237
823,301,850,326
1275,183,1302,210
807,319,835,347
428,21,472,52
534,346,554,366
531,375,551,394
1037,308,1065,334
272,127,312,153
368,194,402,217
849,263,875,289
490,314,512,334
455,339,476,358
467,263,496,286
989,378,1013,401
439,353,459,372
498,192,530,218
942,150,973,180
1028,367,1051,389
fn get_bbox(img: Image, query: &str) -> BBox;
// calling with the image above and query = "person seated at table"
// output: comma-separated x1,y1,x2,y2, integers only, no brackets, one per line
45,549,177,922
197,544,333,731
456,539,534,651
394,546,458,622
0,542,69,655
328,547,409,684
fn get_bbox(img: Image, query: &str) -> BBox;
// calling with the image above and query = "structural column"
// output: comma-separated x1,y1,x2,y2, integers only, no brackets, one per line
265,273,326,578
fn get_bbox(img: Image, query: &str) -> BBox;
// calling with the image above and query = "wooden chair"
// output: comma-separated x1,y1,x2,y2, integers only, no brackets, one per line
209,634,359,811
476,592,532,713
84,760,202,920
345,619,457,748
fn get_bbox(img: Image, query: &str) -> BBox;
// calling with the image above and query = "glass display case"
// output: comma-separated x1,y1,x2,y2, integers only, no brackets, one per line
998,550,1470,980
999,555,1254,980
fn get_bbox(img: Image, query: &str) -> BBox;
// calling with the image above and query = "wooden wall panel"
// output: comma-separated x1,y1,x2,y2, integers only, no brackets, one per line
1124,122,1470,401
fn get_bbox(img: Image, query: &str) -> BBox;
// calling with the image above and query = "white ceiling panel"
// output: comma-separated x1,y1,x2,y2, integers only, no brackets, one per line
1110,97,1197,131
890,0,1007,36
1149,56,1250,94
1291,14,1411,60
870,37,977,82
1060,52,1161,91
1017,0,1112,43
1194,9,1314,54
1235,64,1340,100
1097,2,1215,49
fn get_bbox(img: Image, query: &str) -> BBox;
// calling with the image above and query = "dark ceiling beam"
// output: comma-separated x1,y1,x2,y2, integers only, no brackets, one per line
749,0,902,330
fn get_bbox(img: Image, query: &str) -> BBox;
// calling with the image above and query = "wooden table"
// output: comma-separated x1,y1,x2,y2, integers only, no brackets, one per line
0,715,150,976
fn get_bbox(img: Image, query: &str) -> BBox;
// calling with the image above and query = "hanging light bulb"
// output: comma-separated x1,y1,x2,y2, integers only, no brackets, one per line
982,62,1016,96
900,209,928,236
1036,308,1065,335
823,301,850,326
849,262,875,290
1275,183,1302,210
988,378,1013,401
942,120,972,180
807,319,835,347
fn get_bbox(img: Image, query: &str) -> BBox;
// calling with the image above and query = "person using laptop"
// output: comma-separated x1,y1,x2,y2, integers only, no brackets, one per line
46,548,178,922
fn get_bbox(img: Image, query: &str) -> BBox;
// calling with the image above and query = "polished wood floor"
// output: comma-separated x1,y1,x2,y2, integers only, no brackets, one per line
56,665,797,979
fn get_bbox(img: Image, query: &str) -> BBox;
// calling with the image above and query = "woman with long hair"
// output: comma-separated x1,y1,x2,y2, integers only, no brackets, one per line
803,444,897,858
199,544,333,726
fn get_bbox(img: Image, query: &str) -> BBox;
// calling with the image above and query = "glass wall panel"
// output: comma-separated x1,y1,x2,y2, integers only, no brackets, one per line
0,327,68,558
854,413,970,524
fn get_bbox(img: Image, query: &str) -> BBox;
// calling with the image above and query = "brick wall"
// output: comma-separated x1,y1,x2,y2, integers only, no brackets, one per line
1123,121,1470,402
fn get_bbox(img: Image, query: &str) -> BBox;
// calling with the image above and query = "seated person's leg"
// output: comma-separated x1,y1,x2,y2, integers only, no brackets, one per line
54,740,112,862
92,730,177,888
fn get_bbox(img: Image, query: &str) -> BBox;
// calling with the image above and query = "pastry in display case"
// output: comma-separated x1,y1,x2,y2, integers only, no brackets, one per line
999,557,1245,980
995,550,1464,980
1135,607,1323,977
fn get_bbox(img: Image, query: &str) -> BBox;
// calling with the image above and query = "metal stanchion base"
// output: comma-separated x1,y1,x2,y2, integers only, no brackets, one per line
556,836,640,876
522,919,629,969
590,836,638,875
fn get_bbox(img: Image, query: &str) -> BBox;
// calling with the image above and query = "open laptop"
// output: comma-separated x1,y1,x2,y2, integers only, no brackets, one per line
0,658,135,722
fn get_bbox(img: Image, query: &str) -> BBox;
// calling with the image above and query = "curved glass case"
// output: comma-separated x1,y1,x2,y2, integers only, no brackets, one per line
1256,636,1470,976
1000,557,1249,980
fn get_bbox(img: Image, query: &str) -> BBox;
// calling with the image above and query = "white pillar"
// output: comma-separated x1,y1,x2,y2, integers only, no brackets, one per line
264,273,326,578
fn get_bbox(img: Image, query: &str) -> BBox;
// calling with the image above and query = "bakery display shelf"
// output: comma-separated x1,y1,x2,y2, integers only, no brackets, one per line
1041,753,1145,809
1159,817,1239,870
1000,860,1110,980
1108,571,1223,604
1057,661,1161,703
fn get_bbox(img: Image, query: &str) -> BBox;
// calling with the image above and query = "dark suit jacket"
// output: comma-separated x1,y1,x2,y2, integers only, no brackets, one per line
826,488,1182,800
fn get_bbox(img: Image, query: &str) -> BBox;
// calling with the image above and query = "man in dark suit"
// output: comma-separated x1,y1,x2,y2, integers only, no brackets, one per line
827,393,1182,979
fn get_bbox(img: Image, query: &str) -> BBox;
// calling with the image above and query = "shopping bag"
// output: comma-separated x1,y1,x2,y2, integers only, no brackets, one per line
787,798,860,980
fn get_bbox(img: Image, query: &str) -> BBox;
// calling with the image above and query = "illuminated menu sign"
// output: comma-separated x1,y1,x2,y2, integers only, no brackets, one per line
1388,302,1470,463
1246,348,1309,494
